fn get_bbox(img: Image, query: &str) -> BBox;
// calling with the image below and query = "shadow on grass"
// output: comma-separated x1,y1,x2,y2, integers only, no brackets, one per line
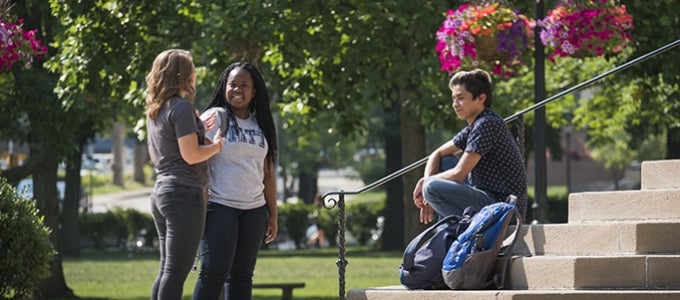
252,297,335,300
258,247,402,258
68,296,335,300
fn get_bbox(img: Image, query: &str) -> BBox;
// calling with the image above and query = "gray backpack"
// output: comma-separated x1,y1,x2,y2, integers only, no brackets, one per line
212,107,229,137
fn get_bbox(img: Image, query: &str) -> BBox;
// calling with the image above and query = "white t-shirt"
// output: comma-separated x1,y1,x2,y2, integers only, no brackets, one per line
202,107,268,210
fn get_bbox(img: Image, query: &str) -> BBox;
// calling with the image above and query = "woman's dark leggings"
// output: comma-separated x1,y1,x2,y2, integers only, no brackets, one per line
193,202,268,300
150,183,206,300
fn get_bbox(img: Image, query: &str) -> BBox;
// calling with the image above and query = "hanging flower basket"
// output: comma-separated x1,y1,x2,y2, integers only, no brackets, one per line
0,18,47,72
435,2,534,77
538,0,633,61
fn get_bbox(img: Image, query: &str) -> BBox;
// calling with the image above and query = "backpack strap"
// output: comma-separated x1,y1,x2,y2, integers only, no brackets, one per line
493,207,523,289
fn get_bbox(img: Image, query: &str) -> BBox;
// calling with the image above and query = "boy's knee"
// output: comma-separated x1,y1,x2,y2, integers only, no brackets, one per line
421,178,438,199
423,178,460,203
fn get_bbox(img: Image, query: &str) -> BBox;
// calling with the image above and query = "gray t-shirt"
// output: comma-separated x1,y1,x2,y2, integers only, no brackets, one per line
147,97,208,189
202,107,267,210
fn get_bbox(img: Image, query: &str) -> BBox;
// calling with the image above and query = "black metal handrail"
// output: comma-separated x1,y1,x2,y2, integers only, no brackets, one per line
321,38,680,300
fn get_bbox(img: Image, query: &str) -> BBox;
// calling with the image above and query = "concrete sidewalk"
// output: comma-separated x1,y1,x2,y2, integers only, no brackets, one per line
90,186,154,213
87,168,365,214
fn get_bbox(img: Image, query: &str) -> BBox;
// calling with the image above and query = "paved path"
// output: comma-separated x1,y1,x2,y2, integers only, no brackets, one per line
90,186,154,213
89,168,365,214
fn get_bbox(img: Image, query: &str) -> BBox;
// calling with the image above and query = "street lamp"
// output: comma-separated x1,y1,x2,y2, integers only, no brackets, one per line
533,0,548,224
565,120,572,195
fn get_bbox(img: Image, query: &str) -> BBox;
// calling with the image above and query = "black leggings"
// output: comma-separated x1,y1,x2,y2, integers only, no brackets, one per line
150,183,206,300
193,202,268,300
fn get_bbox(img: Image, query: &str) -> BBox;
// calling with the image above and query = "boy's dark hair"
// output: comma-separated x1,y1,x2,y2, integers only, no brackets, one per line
448,69,493,108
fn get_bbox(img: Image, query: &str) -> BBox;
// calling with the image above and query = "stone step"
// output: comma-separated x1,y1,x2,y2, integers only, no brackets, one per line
506,255,680,290
347,287,680,300
568,189,680,223
641,159,680,190
514,222,680,256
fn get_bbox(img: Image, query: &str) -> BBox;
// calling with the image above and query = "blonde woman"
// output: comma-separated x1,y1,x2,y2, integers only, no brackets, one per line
145,49,225,300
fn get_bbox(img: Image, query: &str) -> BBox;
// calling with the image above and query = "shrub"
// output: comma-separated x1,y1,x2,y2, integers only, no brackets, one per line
0,177,55,299
316,206,338,247
79,211,119,249
346,202,385,246
526,192,569,223
278,202,313,248
110,207,156,248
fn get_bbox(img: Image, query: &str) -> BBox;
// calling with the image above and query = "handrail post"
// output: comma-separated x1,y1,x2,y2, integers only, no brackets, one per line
336,192,347,300
323,191,349,300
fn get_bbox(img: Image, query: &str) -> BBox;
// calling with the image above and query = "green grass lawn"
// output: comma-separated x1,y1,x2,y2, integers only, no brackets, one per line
63,247,402,300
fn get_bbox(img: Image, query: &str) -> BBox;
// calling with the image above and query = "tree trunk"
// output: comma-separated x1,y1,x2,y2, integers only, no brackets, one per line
61,144,84,256
112,121,125,186
33,156,74,298
667,126,680,159
281,166,296,202
298,170,318,204
400,94,427,248
133,142,147,184
380,101,404,250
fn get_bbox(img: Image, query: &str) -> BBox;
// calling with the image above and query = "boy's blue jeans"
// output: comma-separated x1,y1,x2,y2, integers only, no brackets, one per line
423,155,495,219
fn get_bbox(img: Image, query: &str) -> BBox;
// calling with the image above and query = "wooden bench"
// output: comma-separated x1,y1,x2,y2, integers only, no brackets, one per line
221,282,306,300
253,282,305,300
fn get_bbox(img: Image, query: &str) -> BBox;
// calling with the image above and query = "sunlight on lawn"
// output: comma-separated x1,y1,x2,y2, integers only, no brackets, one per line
63,248,402,300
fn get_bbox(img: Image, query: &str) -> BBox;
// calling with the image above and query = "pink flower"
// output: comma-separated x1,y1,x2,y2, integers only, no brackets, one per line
435,2,533,77
1,18,47,72
538,0,633,60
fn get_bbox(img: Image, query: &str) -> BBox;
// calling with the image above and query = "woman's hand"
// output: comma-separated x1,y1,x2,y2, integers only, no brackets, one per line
212,129,226,152
201,111,217,131
264,215,278,244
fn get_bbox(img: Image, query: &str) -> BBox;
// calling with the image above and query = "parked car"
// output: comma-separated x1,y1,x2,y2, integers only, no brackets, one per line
15,178,89,212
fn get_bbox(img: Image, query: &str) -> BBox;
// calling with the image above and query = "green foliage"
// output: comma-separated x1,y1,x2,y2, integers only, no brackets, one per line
0,177,55,300
351,148,385,185
346,201,385,246
526,186,569,223
111,207,156,245
47,0,204,121
315,205,339,248
278,202,314,248
566,0,680,162
638,131,666,161
590,127,636,180
79,211,118,249
80,172,112,192
78,208,156,250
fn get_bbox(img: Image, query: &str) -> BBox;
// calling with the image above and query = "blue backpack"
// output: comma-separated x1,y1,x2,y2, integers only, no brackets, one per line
399,207,476,290
441,199,521,290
